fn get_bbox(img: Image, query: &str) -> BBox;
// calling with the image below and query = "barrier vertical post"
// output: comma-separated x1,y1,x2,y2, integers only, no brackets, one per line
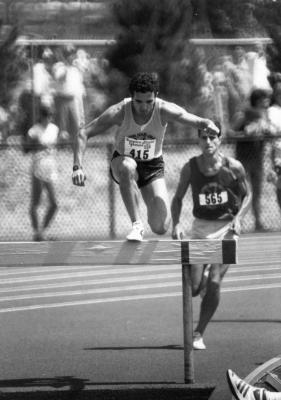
182,262,195,384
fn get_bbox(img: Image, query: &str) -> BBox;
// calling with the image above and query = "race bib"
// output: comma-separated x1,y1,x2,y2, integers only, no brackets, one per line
124,137,156,160
199,190,228,206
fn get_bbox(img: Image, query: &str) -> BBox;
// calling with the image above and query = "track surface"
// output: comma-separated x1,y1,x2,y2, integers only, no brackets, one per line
0,233,280,399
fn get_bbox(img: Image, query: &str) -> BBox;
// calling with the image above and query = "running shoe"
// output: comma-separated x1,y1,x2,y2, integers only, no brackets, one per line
193,331,206,350
226,369,281,400
126,221,144,241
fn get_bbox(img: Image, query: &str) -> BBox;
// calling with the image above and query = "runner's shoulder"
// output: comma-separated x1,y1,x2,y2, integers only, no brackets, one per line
102,100,125,125
180,159,192,178
224,155,245,176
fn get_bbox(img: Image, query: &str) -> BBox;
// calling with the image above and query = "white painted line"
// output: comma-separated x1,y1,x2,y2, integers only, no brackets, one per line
0,292,181,313
0,272,181,293
0,265,108,276
222,283,281,292
0,281,181,302
0,267,280,294
229,266,281,273
0,265,180,284
0,273,281,302
224,273,281,282
0,282,280,313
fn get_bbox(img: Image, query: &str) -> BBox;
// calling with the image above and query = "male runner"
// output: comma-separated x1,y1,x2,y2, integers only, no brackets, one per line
72,72,219,240
171,125,252,350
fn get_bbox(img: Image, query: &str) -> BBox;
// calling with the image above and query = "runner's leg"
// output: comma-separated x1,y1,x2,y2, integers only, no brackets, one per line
141,177,170,234
42,181,58,231
30,174,43,240
195,263,229,335
111,155,141,223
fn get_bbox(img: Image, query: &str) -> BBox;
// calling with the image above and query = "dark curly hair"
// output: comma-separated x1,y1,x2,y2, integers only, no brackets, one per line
129,72,159,95
249,88,271,107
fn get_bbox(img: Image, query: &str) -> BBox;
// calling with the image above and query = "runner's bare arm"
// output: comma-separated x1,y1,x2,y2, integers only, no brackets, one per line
73,102,123,167
72,102,124,186
231,160,252,234
160,101,220,135
171,162,191,239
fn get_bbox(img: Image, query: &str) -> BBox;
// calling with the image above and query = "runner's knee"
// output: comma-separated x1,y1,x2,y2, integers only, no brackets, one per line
116,158,137,182
148,214,170,235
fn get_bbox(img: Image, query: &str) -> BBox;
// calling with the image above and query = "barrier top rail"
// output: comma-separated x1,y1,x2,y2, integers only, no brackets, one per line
0,239,237,267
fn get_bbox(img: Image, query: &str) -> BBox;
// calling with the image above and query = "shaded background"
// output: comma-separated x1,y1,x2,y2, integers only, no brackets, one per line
1,0,281,240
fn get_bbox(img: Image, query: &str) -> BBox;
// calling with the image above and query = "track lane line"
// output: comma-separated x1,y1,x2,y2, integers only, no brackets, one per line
0,282,281,313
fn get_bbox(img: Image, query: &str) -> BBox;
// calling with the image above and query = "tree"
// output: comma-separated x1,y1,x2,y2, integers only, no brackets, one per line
104,0,194,106
255,1,281,74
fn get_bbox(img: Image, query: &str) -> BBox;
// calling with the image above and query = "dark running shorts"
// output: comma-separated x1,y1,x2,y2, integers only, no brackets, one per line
110,151,165,188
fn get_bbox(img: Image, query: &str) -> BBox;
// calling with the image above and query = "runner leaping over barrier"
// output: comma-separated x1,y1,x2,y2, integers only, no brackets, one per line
0,238,237,399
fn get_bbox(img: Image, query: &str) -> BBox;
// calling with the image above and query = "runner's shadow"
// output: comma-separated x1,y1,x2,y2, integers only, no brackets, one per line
212,319,281,323
84,344,183,351
0,376,88,390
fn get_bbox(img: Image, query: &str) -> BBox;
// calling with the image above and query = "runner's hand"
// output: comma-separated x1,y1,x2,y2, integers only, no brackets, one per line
72,168,86,186
172,224,184,240
230,218,241,236
267,169,278,185
204,120,220,135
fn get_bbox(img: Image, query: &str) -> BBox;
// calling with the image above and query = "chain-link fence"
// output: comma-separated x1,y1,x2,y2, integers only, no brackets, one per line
1,136,280,241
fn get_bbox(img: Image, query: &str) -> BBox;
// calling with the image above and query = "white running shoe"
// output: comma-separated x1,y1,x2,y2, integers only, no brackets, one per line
227,369,281,400
126,221,144,241
193,331,206,350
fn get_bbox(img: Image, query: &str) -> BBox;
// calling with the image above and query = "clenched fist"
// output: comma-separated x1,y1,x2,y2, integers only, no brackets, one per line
72,167,86,186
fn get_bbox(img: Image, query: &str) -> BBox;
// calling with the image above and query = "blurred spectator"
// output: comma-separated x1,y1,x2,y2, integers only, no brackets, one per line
220,54,245,125
16,46,55,147
52,44,85,143
267,81,281,211
17,79,41,153
27,104,59,241
268,81,281,134
231,45,252,102
88,56,110,115
196,62,214,116
73,48,91,76
0,106,9,143
246,41,272,92
33,46,56,108
211,57,232,133
232,88,272,231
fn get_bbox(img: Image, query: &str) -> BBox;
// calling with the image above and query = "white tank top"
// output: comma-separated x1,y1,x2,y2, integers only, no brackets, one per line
115,97,167,160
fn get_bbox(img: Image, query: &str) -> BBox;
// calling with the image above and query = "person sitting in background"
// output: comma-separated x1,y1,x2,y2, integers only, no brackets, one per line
227,369,281,400
232,88,272,231
27,104,59,241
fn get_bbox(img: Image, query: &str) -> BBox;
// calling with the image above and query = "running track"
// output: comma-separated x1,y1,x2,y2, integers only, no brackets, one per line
0,232,280,399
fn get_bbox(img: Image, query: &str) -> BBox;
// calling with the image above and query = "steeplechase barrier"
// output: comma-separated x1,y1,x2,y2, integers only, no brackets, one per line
0,238,237,399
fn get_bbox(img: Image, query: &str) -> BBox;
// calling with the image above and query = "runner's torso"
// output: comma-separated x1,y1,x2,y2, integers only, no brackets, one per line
115,98,167,160
190,156,243,220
